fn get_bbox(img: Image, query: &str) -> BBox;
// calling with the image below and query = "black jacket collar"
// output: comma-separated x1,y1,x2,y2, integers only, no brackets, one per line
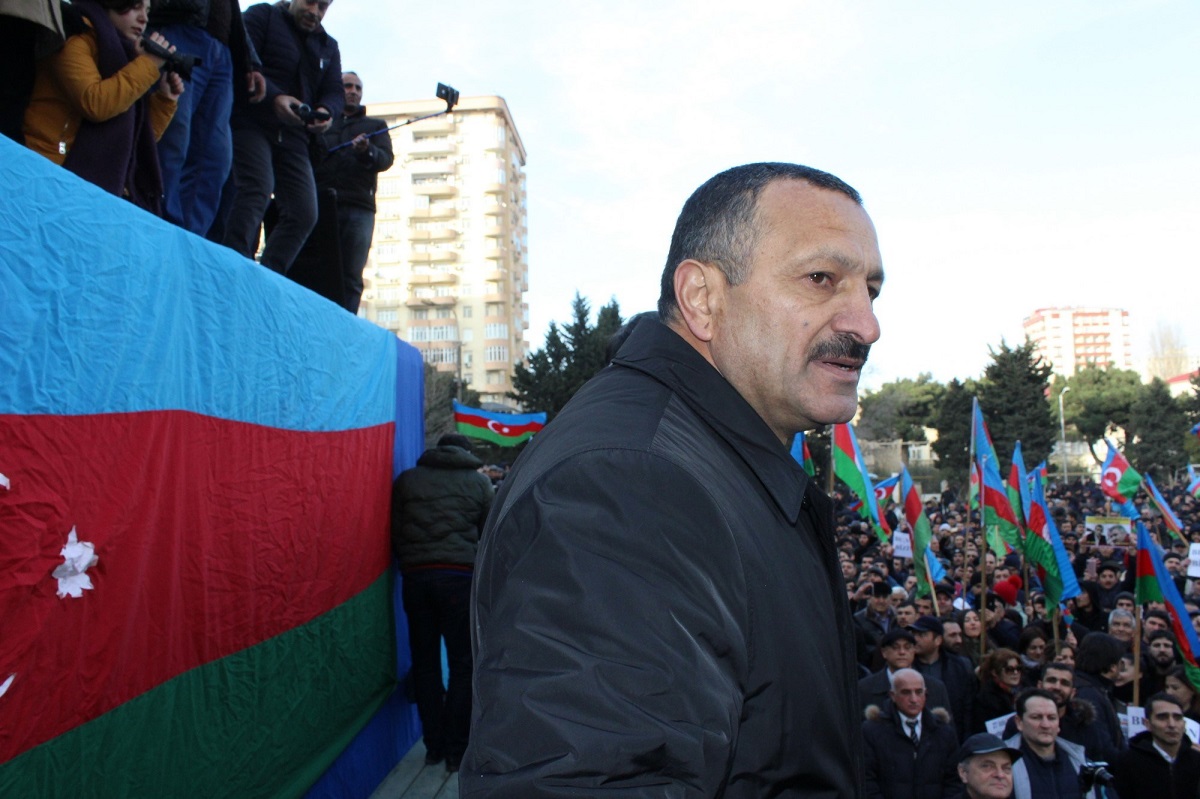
612,319,810,524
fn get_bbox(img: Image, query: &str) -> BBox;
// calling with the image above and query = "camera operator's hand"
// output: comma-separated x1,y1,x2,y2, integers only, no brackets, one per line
307,107,333,133
274,94,305,126
158,71,185,102
247,71,267,104
137,31,174,69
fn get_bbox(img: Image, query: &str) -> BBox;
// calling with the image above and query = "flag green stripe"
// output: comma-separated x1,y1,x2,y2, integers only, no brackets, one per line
457,421,534,447
0,573,396,797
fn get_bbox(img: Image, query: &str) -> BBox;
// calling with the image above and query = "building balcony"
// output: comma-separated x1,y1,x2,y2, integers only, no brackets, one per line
413,117,455,134
408,160,455,176
414,248,458,264
405,294,458,308
413,181,457,198
408,270,459,285
483,182,506,194
409,137,455,155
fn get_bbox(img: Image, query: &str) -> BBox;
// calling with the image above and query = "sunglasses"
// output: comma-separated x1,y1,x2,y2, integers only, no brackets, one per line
1003,665,1022,674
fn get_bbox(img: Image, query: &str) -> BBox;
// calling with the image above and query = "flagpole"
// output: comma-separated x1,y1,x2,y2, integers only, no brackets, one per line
1052,608,1061,658
1133,610,1143,708
981,453,990,664
827,429,835,496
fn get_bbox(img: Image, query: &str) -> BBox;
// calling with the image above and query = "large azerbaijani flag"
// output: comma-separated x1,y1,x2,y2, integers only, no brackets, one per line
1136,522,1200,691
1028,470,1080,605
1143,474,1185,543
0,139,420,796
899,466,938,598
454,399,546,446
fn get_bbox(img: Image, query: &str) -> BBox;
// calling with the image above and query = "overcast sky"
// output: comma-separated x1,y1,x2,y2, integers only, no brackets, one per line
257,0,1198,389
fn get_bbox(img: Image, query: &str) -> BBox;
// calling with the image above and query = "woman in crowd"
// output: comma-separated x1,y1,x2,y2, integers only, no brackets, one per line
1015,627,1048,687
971,647,1022,733
956,608,985,668
1164,665,1200,724
23,0,182,213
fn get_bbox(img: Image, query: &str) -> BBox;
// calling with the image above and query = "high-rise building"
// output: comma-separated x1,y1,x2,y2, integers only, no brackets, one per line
359,95,529,408
1022,307,1133,376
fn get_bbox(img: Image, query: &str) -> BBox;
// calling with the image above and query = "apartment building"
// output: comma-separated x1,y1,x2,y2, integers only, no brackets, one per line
1022,307,1133,376
359,95,529,407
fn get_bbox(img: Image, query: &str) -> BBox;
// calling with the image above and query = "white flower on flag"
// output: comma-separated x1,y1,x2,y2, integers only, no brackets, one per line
53,527,98,599
0,473,9,490
0,674,13,700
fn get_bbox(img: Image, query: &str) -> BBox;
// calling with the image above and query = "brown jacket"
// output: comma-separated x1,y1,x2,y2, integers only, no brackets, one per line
23,23,174,164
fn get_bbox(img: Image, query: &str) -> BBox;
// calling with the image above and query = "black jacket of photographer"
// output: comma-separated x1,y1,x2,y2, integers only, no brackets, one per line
311,105,393,212
148,0,261,103
233,1,341,153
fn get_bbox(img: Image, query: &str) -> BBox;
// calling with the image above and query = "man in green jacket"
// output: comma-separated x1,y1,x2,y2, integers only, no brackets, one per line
392,433,493,774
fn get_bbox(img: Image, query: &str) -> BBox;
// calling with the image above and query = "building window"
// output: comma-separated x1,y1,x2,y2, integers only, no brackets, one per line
422,347,458,365
407,327,429,342
429,325,458,341
436,308,453,319
376,310,398,323
485,323,509,339
411,309,428,320
463,352,473,367
461,305,474,318
486,370,505,385
485,346,509,363
485,302,504,316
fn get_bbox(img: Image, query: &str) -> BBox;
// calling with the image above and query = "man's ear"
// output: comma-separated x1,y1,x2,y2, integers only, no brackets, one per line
673,259,720,343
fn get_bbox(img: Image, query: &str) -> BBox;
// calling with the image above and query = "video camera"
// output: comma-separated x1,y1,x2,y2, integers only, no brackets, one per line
290,103,332,124
1078,762,1114,792
140,36,201,81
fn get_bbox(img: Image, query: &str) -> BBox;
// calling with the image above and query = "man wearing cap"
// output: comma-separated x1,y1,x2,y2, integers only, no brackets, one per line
859,628,952,717
392,433,494,773
956,733,1022,799
862,668,961,799
1004,688,1097,799
856,581,899,670
912,614,974,740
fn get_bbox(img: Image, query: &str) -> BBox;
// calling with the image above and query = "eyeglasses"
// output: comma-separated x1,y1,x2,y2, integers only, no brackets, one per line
1003,665,1022,674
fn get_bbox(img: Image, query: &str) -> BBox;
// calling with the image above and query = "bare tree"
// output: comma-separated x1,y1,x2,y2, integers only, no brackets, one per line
1146,322,1189,380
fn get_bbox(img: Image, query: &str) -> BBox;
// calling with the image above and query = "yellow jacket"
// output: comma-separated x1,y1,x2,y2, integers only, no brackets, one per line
23,23,176,165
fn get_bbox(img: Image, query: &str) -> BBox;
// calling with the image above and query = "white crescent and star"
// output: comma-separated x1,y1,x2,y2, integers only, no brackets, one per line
486,419,512,435
1101,466,1121,488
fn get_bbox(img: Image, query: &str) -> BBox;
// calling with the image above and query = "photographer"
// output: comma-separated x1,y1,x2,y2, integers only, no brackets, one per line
22,0,183,214
222,0,341,275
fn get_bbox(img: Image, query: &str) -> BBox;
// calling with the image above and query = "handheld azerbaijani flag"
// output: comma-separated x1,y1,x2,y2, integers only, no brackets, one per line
453,399,546,446
832,423,891,542
1189,465,1200,501
1100,438,1142,517
790,432,816,477
1144,473,1185,542
1136,522,1200,691
971,399,1024,555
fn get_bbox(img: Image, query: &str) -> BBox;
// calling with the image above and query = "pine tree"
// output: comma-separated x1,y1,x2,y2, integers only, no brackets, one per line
1127,378,1189,481
510,294,623,420
1057,365,1142,462
978,340,1057,467
932,378,976,483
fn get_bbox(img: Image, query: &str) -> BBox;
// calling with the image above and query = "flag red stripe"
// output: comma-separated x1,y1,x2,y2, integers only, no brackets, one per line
454,411,544,437
0,411,392,760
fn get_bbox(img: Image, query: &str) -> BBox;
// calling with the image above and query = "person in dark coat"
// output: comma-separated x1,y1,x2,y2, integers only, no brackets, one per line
463,163,881,796
222,0,342,274
1111,693,1200,799
863,669,961,799
1002,662,1121,763
971,648,1022,734
860,628,953,720
912,614,976,740
303,70,393,312
1072,632,1127,757
392,433,493,773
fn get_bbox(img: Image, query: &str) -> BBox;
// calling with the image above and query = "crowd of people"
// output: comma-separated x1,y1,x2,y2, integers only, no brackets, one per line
6,0,391,312
844,474,1200,798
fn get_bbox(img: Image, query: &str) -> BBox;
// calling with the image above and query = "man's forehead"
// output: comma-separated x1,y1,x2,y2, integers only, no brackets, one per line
755,180,884,276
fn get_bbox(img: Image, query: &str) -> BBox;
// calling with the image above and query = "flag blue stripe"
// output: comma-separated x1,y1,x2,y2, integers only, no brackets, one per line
0,140,396,432
453,399,546,426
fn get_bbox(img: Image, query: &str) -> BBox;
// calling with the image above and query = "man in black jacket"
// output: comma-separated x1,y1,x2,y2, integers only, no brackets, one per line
863,668,961,799
1112,693,1200,799
392,433,493,774
912,614,975,740
305,71,393,312
463,163,883,796
223,0,342,274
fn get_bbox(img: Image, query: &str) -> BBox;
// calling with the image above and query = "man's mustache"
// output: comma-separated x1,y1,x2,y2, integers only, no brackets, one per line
808,334,871,365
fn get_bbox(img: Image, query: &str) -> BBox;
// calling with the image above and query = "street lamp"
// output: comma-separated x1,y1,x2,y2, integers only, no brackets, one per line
1058,385,1071,483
